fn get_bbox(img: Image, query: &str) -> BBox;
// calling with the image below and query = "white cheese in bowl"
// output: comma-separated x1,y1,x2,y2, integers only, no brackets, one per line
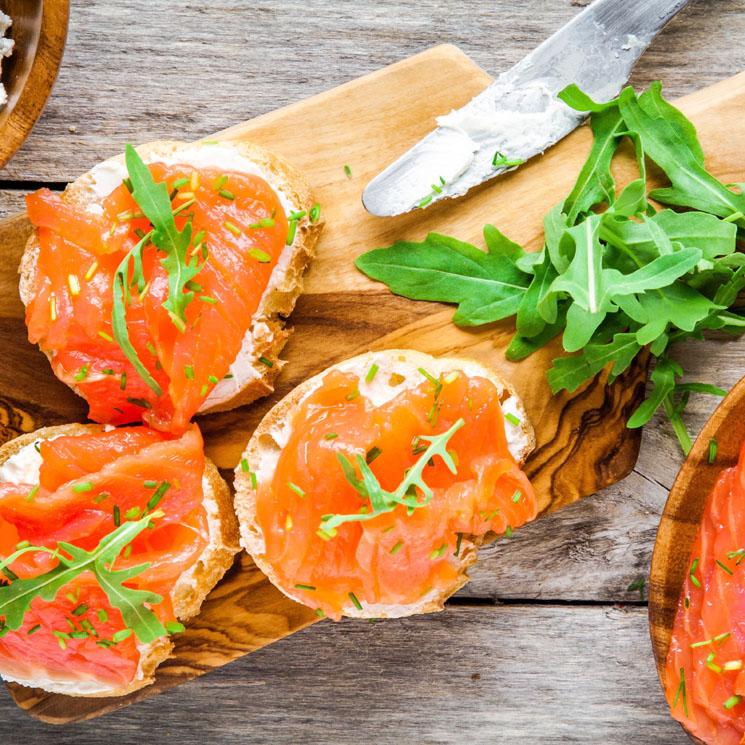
0,12,14,108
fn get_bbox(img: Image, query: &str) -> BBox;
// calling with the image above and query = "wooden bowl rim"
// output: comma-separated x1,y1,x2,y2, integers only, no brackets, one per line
0,0,70,170
649,373,745,743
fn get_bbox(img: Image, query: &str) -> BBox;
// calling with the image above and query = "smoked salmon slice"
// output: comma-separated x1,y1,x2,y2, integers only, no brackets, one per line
0,424,209,692
665,437,745,745
250,364,537,621
25,159,290,434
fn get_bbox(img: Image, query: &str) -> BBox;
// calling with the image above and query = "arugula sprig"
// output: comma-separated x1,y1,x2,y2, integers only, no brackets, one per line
356,82,745,453
111,145,205,395
319,418,464,536
0,512,168,644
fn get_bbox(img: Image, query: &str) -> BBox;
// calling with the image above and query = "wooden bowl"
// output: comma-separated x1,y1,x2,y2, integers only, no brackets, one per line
649,375,745,744
0,0,69,170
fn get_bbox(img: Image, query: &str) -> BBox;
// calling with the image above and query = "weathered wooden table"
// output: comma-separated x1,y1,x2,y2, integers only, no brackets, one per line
0,0,743,741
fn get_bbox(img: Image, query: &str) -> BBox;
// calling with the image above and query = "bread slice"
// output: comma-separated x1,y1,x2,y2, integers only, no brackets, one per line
0,423,240,697
234,349,536,619
18,139,324,418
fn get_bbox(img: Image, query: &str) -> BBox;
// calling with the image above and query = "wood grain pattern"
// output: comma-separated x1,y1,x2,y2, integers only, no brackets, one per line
3,42,745,724
649,378,745,744
0,0,69,168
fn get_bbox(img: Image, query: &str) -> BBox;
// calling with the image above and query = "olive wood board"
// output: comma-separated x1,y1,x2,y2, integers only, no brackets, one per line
649,376,745,745
0,44,743,723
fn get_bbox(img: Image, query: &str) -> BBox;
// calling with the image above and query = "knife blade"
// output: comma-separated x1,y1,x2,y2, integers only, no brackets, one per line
362,0,691,217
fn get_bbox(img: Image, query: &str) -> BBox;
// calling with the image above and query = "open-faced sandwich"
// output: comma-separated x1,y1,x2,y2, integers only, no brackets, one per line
0,422,238,696
664,436,745,745
234,349,537,620
21,140,323,434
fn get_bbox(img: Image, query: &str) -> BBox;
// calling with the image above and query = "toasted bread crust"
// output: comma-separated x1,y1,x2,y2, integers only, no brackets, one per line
0,423,240,697
233,349,536,619
18,139,324,418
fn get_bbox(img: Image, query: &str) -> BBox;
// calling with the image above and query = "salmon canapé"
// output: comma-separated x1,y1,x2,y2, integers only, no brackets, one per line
0,425,209,693
666,437,745,745
244,362,537,621
24,149,305,435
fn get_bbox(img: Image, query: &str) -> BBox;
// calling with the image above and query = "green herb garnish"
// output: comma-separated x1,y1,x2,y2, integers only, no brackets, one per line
319,419,463,535
0,514,168,643
356,82,745,454
709,438,718,463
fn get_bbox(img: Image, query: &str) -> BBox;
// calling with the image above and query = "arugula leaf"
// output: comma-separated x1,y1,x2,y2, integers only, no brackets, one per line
355,82,744,451
320,419,463,534
562,104,625,224
125,144,201,327
0,515,167,643
112,234,162,396
355,230,531,326
619,84,745,225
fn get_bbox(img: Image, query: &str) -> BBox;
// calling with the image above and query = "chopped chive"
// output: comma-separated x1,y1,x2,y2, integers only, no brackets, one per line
420,585,434,597
484,507,500,521
84,260,99,281
69,631,89,639
124,507,141,520
224,373,233,379
690,558,702,587
27,624,41,635
315,608,325,617
365,364,379,383
431,183,442,194
172,197,196,216
381,526,395,534
715,632,731,643
717,559,734,575
706,652,722,673
172,176,190,189
429,543,447,560
627,578,645,601
439,175,446,185
286,220,298,245
248,247,272,263
240,458,249,473
288,482,306,499
102,368,115,375
208,375,219,384
285,514,293,531
685,597,690,608
258,356,273,367
505,412,521,426
34,441,41,453
112,628,133,642
98,330,114,342
185,280,203,293
200,383,208,396
506,525,513,538
1,566,18,582
166,622,185,634
725,695,743,710
26,485,39,503
219,189,235,200
147,481,171,512
309,203,321,223
68,274,81,296
250,472,257,490
418,196,432,208
389,541,404,556
49,295,57,321
346,389,360,401
709,438,718,463
294,583,316,591
120,371,127,390
223,220,242,235
344,165,352,178
199,295,217,304
184,365,195,379
72,481,93,493
289,210,306,221
97,609,108,624
366,446,382,464
725,660,743,671
55,636,67,650
511,489,523,503
673,667,688,715
348,592,362,610
127,396,152,408
324,432,338,440
454,532,463,557
15,540,30,550
144,480,157,489
212,174,228,191
113,505,120,527
72,603,89,617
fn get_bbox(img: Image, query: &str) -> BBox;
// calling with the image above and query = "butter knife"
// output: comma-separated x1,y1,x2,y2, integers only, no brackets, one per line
362,0,691,217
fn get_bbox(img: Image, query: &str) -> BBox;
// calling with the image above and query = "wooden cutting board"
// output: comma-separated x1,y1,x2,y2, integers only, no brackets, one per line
1,43,744,723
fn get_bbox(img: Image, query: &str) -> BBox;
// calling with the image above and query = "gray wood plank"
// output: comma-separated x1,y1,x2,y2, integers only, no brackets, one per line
0,605,689,744
2,0,743,181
